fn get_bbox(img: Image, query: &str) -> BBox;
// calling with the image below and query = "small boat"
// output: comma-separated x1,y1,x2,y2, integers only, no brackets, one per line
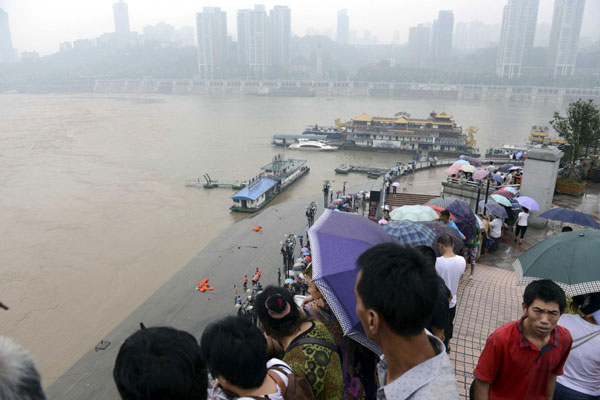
335,164,353,174
529,125,567,146
288,139,338,151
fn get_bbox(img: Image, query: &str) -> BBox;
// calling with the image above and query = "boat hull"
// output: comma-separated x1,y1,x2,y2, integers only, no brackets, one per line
340,143,479,158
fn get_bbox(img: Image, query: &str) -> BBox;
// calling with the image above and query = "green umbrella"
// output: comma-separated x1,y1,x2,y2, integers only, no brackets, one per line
513,229,600,297
490,194,511,207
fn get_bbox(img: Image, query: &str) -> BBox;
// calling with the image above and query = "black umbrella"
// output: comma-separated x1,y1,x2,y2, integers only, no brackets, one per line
498,164,514,173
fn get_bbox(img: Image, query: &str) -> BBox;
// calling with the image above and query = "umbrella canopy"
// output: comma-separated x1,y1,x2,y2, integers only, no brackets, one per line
513,229,600,296
293,265,304,272
418,221,465,256
308,210,391,354
490,194,512,207
509,166,523,171
498,164,514,173
515,196,540,211
492,174,504,184
392,182,401,187
425,196,463,209
301,247,308,252
383,220,438,247
538,208,600,229
454,159,470,165
479,200,508,218
446,200,477,242
284,278,295,285
465,157,482,167
500,186,519,195
377,219,388,225
460,164,476,173
473,169,489,180
492,190,516,199
424,204,457,221
389,205,440,222
444,164,462,176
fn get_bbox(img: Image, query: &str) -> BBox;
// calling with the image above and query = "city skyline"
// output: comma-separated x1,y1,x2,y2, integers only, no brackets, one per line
2,0,599,56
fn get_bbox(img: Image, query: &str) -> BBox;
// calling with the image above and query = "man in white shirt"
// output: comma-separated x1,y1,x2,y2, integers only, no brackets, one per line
435,234,466,352
488,215,503,252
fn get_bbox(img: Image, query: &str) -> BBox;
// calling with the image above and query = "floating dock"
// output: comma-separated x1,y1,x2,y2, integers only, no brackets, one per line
185,174,247,190
335,165,388,177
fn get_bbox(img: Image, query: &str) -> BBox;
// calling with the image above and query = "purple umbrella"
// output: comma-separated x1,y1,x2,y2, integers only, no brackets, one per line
473,169,489,181
515,196,540,211
308,210,392,354
478,200,508,218
492,173,504,184
465,156,482,167
418,221,465,256
447,200,477,242
539,208,600,229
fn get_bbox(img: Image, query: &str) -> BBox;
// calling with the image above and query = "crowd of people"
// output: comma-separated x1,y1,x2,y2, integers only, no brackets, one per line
3,231,598,400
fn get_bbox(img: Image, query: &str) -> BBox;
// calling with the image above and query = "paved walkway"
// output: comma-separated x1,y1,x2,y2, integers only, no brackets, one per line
450,265,524,398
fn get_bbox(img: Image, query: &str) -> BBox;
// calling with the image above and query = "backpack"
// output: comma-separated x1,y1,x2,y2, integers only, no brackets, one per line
250,364,314,400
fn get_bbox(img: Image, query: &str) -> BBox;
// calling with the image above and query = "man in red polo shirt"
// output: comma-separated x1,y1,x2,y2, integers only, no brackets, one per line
473,279,572,400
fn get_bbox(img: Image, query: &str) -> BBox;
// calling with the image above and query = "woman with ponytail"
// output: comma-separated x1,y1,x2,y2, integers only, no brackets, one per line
255,286,343,400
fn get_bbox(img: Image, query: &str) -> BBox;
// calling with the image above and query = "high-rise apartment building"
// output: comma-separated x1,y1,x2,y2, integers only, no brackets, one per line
237,5,269,76
269,5,290,67
408,24,431,66
0,8,15,63
113,0,131,48
196,7,228,79
548,0,585,77
454,22,469,50
337,9,349,45
496,0,540,78
430,11,454,60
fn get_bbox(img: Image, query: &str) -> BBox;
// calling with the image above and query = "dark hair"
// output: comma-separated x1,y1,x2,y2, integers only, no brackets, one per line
440,210,450,218
113,326,207,400
523,280,567,314
255,286,305,340
414,245,436,270
437,234,454,248
356,243,439,336
200,317,267,390
561,226,573,232
522,207,529,213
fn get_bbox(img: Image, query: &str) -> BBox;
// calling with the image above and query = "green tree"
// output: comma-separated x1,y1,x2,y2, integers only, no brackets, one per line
550,99,600,169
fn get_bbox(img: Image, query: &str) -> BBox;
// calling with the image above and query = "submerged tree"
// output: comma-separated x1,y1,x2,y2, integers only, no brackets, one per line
550,99,600,180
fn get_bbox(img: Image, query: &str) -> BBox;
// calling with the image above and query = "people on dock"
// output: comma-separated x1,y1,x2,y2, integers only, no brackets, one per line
0,337,46,400
113,326,207,400
472,279,572,400
355,243,458,399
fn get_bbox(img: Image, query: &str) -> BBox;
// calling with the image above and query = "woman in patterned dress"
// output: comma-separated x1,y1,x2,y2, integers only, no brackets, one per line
255,286,343,400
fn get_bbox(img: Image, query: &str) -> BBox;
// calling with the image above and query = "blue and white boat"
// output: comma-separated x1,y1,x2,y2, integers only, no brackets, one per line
230,155,309,213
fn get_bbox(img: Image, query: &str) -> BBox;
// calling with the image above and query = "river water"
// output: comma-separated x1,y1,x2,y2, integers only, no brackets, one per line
0,93,563,385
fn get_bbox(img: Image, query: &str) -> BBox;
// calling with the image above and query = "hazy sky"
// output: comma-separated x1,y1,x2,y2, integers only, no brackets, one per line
1,0,599,55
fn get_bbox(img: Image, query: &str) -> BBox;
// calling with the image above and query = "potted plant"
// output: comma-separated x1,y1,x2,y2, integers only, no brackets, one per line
550,99,600,196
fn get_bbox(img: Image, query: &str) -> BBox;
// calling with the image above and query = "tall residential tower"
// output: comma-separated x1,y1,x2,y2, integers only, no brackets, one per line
337,10,349,45
237,5,269,76
269,5,291,67
496,0,540,78
548,0,585,77
113,0,131,48
196,7,228,79
0,8,15,63
431,10,454,60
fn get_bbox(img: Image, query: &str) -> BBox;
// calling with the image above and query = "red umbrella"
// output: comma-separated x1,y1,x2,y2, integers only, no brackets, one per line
492,190,515,199
423,204,457,221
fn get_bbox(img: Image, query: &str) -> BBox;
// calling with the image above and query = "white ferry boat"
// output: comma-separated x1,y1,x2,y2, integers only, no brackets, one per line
288,139,338,151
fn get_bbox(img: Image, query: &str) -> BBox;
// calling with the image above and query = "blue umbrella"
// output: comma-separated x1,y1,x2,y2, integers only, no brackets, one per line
492,173,504,184
383,220,438,247
308,210,392,354
539,208,600,229
418,221,465,256
447,200,477,242
284,278,295,285
478,200,508,218
454,159,470,165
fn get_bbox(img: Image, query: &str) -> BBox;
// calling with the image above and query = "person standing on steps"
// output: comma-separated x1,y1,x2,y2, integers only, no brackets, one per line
515,207,529,246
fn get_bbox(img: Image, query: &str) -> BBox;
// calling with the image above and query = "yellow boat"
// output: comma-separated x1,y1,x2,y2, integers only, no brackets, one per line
529,125,567,145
